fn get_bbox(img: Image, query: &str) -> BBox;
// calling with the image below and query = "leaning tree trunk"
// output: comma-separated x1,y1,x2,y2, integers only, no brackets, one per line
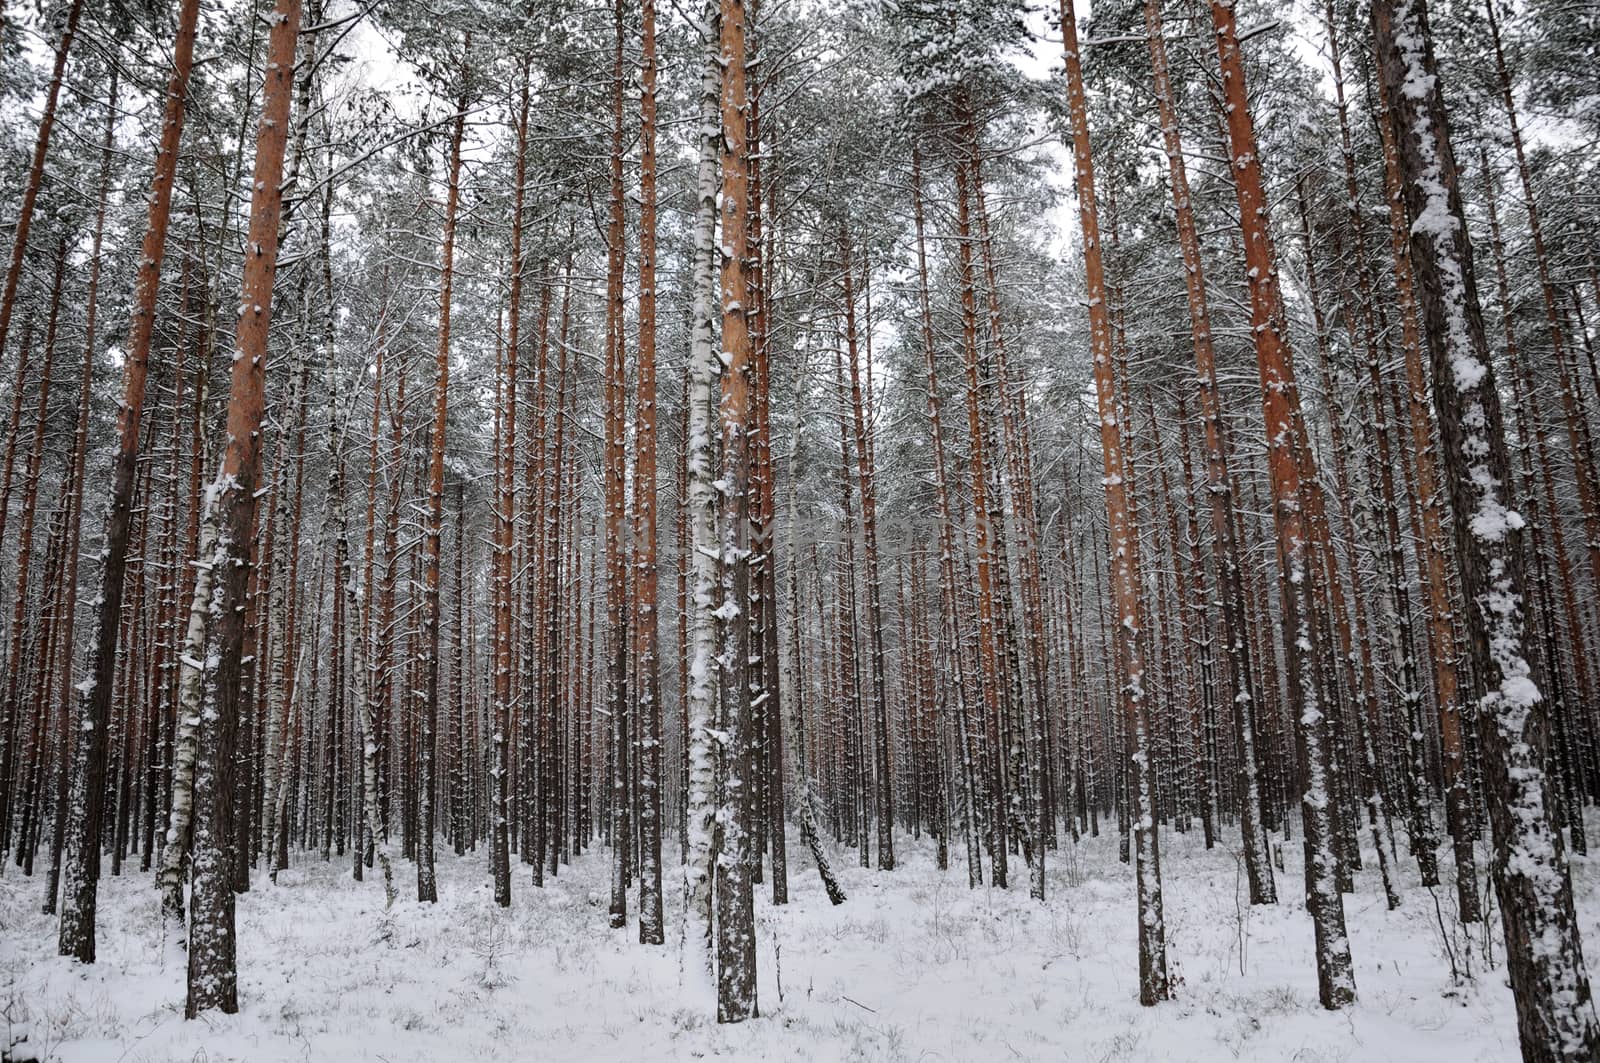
0,0,83,371
57,0,201,963
1209,0,1353,1011
1372,1,1600,1057
1059,0,1169,1006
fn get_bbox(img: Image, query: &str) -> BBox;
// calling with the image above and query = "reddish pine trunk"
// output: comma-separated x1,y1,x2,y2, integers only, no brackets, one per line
56,0,199,959
1059,0,1168,1004
715,0,757,1019
1208,0,1352,1008
634,0,665,943
186,0,302,1017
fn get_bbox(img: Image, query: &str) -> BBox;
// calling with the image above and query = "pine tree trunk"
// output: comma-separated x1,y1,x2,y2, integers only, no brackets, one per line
1293,184,1401,912
634,0,665,945
1140,0,1274,905
185,0,302,1016
715,0,757,1020
1208,0,1353,1009
952,141,1007,891
43,69,117,899
490,67,529,908
839,232,893,872
1483,152,1598,870
1059,0,1168,1005
56,0,198,959
43,84,117,905
2,245,63,866
543,272,572,874
418,74,466,907
1372,2,1600,1055
328,315,393,902
1372,94,1477,919
0,0,83,371
910,148,982,889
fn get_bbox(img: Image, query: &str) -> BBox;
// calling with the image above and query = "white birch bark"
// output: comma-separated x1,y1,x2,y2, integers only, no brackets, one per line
680,0,722,993
157,492,219,945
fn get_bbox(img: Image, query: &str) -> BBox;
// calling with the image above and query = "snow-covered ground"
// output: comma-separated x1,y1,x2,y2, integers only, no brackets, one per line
3,827,1586,1061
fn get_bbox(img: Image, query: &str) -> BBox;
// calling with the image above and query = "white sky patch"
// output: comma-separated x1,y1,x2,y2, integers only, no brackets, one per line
1020,1,1076,262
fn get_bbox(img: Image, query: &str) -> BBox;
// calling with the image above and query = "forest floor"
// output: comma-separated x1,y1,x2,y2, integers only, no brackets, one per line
2,822,1587,1062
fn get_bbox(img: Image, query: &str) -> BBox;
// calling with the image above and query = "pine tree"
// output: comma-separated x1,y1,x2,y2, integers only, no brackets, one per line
185,0,303,1017
1373,0,1600,1055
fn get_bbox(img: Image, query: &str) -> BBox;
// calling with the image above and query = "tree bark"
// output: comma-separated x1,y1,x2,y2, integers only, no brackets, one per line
715,0,757,1020
1140,0,1274,904
418,69,467,907
185,0,302,1017
681,0,723,996
634,0,665,945
1059,0,1168,1005
1208,0,1353,1009
0,0,83,371
57,0,199,959
1372,2,1600,1055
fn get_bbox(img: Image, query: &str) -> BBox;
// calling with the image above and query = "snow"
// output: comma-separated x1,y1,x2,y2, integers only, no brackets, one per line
3,828,1577,1062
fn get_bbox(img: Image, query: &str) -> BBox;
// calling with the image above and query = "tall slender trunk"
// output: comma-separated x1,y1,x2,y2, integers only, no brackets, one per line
786,428,845,901
1374,89,1476,919
58,0,199,960
418,71,467,907
953,137,1007,891
1059,0,1167,1005
491,67,529,907
156,380,212,936
603,0,632,932
715,0,757,1020
1338,78,1442,891
1206,0,1353,1009
1373,3,1600,1056
681,0,723,993
347,425,396,907
1295,186,1401,911
838,232,893,871
44,79,118,909
541,270,570,874
1140,0,1273,904
185,0,302,1017
1483,152,1596,865
911,148,981,888
634,0,665,945
3,246,64,863
966,135,1051,891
